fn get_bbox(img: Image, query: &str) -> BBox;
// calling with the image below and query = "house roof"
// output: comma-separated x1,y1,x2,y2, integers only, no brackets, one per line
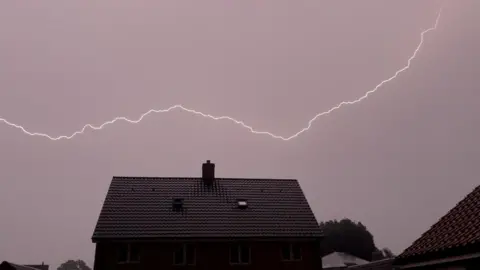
0,262,47,270
396,185,480,263
322,252,370,268
92,175,322,241
24,266,48,270
347,258,395,269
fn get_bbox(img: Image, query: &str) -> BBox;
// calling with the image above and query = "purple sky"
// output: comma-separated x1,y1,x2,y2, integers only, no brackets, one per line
1,0,479,267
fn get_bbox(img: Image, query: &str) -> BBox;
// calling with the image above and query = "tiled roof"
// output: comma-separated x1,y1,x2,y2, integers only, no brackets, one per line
92,177,322,240
24,266,48,270
0,262,46,270
347,258,395,269
396,185,480,262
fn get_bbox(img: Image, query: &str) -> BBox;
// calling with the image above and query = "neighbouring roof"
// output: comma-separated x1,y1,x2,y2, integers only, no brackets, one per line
0,262,48,270
348,258,395,269
322,252,370,268
24,266,48,270
92,176,322,241
396,185,480,264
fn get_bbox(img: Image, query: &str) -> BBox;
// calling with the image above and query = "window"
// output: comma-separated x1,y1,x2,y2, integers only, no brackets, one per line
130,244,140,262
292,245,302,260
230,245,250,264
173,244,195,265
118,245,128,262
117,244,140,263
237,199,248,209
172,198,184,212
281,245,290,260
281,244,302,261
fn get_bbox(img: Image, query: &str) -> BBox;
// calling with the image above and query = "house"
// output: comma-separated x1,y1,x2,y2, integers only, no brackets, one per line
347,257,396,270
394,185,480,269
91,160,323,270
23,265,48,270
322,251,369,269
0,262,49,270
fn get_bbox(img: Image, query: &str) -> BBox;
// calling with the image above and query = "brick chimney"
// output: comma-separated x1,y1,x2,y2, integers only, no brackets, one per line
202,160,215,185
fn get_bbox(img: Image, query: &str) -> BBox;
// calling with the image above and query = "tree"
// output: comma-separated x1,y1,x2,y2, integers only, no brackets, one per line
57,260,91,270
319,218,378,261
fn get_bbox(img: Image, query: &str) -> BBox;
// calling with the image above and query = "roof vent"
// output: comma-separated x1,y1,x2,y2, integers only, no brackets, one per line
172,198,184,211
237,199,248,209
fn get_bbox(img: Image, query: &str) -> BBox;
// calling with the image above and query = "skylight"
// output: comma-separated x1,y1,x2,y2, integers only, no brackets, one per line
237,200,248,209
172,198,184,211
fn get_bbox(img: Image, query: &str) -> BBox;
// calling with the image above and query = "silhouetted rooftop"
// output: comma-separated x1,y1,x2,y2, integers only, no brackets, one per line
92,176,322,241
396,185,480,264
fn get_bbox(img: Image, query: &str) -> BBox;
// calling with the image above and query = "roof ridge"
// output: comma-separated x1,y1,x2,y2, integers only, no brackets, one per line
112,176,298,181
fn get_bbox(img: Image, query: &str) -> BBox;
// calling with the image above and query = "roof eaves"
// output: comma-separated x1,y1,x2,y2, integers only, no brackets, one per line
92,235,323,243
396,251,480,269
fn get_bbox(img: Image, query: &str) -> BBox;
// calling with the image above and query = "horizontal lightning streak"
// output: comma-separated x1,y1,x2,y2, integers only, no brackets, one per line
0,7,442,142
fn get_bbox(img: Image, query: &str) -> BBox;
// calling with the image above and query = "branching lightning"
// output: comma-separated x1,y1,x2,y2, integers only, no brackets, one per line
0,6,443,142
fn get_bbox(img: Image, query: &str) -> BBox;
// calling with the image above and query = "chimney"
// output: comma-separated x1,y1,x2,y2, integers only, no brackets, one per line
202,160,215,185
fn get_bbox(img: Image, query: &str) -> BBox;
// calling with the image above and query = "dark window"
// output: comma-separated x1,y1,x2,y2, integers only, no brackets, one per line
281,245,290,261
292,245,302,260
174,246,185,265
173,244,195,265
130,244,140,262
230,246,239,264
172,198,183,211
186,244,196,265
118,244,140,263
230,245,250,264
240,246,250,263
118,244,128,262
281,244,302,261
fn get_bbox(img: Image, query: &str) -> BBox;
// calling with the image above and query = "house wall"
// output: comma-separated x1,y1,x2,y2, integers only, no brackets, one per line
93,240,322,270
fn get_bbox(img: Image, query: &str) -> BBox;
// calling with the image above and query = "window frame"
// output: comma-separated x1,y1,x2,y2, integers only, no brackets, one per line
281,243,302,262
173,243,196,266
229,244,251,265
117,243,140,264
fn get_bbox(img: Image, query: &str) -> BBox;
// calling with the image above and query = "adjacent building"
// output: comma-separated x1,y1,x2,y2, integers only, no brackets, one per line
394,185,480,269
0,262,49,270
322,251,369,269
92,160,323,269
348,258,396,270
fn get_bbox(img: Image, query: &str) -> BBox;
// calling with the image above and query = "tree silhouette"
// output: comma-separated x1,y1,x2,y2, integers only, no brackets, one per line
57,260,91,270
319,218,379,261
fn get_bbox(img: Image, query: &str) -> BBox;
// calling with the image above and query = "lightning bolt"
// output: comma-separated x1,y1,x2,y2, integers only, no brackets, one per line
0,6,443,142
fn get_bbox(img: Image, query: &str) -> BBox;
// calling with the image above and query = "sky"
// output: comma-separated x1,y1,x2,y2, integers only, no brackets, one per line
0,0,479,267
